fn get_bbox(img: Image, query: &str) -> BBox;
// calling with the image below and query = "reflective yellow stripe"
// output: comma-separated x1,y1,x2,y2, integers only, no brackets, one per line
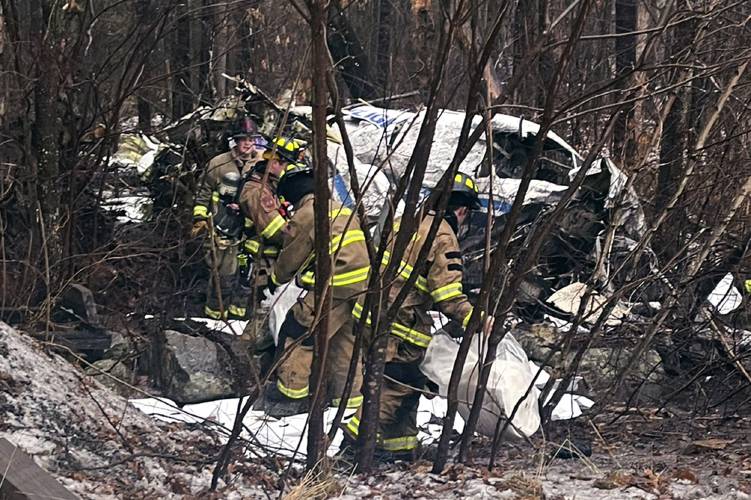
271,272,284,286
353,304,432,348
390,322,432,348
204,305,225,320
244,239,260,255
382,251,429,293
745,279,751,294
276,380,309,399
228,304,246,317
244,239,279,257
244,218,254,228
193,205,209,218
430,282,463,303
330,230,365,253
300,271,314,286
352,302,372,325
330,207,353,218
462,307,474,328
211,192,220,203
332,395,363,409
380,435,418,451
261,214,286,239
333,266,370,286
300,266,370,287
345,414,416,450
345,416,360,437
237,253,248,266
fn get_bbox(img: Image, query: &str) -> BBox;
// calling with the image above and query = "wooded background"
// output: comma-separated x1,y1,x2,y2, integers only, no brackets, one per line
1,0,751,476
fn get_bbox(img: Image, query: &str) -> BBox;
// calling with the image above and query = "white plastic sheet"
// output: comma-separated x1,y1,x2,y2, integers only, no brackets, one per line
420,333,541,440
262,283,305,345
707,273,743,315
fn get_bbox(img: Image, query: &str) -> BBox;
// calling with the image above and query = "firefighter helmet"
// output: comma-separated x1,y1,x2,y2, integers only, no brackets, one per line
450,173,481,210
278,161,313,185
277,161,314,205
262,137,301,164
231,116,260,139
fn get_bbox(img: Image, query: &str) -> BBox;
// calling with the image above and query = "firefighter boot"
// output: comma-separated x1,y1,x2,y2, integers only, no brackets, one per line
262,381,309,418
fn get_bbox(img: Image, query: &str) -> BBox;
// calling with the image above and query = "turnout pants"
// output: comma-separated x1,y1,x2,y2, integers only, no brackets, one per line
343,335,427,453
276,290,363,408
240,255,277,347
204,235,246,319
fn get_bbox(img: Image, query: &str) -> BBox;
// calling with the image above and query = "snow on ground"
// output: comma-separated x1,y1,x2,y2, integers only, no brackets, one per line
0,322,272,499
129,393,462,459
130,314,591,460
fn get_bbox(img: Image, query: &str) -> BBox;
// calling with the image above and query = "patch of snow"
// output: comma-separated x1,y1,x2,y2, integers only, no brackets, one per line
707,273,743,315
131,394,464,459
101,193,152,224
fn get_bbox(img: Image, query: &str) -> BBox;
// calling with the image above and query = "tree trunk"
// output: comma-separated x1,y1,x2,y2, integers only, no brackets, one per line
655,2,694,258
512,0,537,106
171,4,192,118
211,0,230,99
373,0,393,94
306,0,332,472
612,0,637,163
327,2,375,100
136,0,154,133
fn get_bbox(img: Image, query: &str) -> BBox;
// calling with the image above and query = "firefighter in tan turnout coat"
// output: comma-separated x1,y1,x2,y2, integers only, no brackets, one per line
263,162,369,417
191,116,263,320
343,173,492,459
238,137,300,346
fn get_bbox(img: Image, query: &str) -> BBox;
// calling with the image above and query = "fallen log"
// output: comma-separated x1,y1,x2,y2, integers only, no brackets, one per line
0,437,79,500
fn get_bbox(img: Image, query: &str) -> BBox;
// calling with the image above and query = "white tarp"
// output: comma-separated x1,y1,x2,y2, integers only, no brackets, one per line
421,332,541,440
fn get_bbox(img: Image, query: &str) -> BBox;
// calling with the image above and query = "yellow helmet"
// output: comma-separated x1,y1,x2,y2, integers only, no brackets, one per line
450,173,481,209
262,137,301,163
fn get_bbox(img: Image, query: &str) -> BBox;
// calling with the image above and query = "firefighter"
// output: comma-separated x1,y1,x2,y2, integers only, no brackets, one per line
263,162,369,418
237,137,300,352
342,173,493,461
191,115,263,320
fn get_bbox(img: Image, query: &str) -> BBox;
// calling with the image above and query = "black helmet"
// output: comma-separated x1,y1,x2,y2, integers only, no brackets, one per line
262,137,301,164
231,116,260,139
277,161,314,205
449,173,481,210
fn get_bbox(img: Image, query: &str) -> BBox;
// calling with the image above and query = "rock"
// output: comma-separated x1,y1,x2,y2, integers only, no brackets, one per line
514,322,559,364
152,329,250,405
512,321,665,399
86,358,134,397
0,321,275,499
576,345,665,401
59,284,99,324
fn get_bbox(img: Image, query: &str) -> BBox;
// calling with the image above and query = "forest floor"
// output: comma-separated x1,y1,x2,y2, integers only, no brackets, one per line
3,320,751,499
330,412,751,499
